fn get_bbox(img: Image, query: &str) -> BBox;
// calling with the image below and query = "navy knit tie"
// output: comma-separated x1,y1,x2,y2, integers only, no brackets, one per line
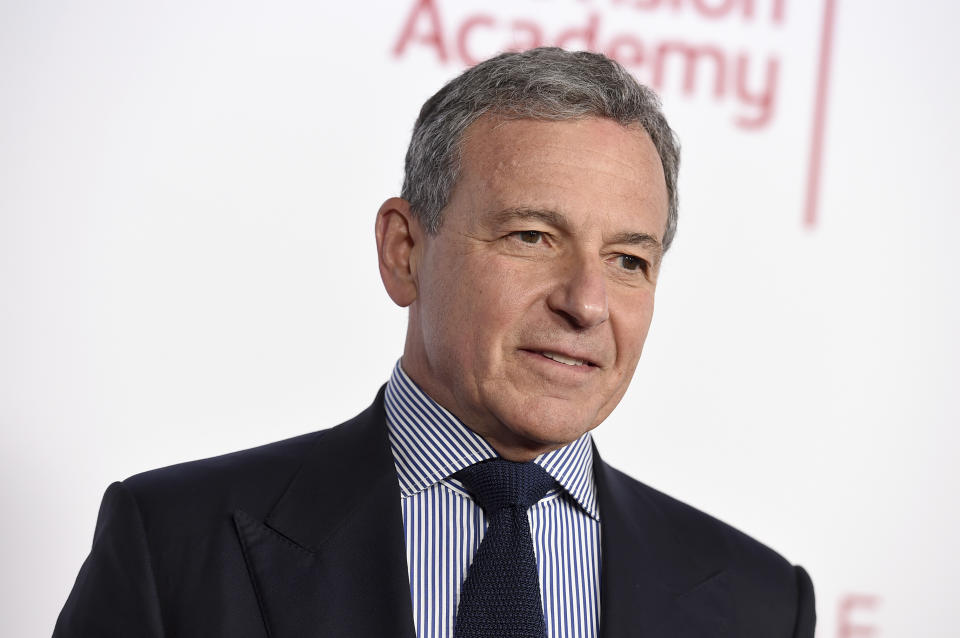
453,459,557,638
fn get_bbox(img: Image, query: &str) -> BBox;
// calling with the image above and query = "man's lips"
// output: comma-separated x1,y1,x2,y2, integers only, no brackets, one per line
521,348,600,368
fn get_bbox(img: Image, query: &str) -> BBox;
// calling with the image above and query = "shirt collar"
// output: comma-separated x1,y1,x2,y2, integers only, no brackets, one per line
384,360,599,521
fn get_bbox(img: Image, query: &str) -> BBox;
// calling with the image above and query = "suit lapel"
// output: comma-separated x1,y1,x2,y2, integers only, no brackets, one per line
594,449,731,638
234,388,416,638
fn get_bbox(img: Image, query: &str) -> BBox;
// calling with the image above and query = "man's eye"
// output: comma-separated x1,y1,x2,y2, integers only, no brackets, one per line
618,255,646,272
513,231,543,244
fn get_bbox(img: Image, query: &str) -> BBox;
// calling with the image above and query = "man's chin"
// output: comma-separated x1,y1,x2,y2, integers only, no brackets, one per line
493,403,599,457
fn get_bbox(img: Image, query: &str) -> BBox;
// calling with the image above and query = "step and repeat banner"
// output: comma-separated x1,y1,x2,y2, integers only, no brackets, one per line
2,0,957,635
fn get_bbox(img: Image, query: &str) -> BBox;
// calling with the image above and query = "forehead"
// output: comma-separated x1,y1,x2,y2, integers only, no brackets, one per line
454,115,669,232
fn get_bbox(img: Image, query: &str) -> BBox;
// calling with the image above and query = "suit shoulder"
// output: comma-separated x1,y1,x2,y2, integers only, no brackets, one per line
603,462,815,636
122,428,331,523
604,463,804,596
117,390,387,534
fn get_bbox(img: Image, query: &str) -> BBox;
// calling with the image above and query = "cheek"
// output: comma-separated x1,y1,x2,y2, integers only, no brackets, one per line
612,292,656,357
468,264,532,330
460,259,546,359
421,255,514,359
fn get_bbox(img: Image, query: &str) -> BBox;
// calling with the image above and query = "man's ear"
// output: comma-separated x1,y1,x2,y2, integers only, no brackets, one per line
375,197,423,307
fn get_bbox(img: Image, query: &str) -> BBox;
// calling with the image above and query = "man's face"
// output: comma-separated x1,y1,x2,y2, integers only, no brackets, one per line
402,115,669,460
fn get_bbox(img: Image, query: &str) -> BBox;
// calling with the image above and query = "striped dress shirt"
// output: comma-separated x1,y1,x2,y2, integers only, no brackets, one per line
384,361,602,638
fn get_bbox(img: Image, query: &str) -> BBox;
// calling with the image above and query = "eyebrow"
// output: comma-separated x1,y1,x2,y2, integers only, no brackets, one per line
488,207,571,232
609,231,663,258
490,207,664,264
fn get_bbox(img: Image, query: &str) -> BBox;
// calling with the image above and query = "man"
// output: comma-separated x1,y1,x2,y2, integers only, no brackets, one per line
55,48,815,637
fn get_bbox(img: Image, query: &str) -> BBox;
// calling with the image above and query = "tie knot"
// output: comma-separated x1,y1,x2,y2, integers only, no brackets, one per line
453,459,556,513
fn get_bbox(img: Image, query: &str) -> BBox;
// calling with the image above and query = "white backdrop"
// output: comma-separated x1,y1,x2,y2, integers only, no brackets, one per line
2,1,958,635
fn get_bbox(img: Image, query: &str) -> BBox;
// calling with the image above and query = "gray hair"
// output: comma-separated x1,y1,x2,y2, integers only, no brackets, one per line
401,47,681,251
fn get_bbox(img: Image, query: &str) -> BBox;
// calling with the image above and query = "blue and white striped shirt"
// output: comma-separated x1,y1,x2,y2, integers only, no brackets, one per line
384,361,602,638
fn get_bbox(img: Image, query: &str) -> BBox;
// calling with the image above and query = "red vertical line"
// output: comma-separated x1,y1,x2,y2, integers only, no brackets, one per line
804,0,838,228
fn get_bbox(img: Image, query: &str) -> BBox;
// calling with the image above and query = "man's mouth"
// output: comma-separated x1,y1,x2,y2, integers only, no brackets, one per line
539,351,593,367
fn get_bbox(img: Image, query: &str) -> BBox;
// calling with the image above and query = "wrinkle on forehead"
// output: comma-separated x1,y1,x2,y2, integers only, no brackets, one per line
461,116,668,211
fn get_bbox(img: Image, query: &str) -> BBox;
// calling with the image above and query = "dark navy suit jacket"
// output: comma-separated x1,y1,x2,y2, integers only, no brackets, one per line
54,388,816,637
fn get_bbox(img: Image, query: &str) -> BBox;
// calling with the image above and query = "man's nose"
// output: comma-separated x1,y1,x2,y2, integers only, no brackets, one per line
546,254,609,329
